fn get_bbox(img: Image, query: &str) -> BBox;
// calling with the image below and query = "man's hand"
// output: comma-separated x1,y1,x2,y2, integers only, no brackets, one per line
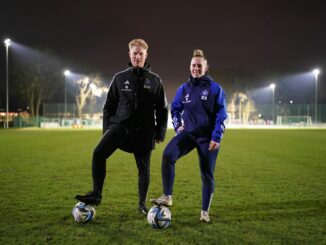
155,139,163,144
208,140,219,151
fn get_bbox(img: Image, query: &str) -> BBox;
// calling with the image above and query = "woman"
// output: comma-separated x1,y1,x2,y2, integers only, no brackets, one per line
151,49,227,222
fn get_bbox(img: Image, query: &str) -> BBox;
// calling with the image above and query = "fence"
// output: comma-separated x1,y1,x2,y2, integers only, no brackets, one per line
2,103,326,129
255,103,326,123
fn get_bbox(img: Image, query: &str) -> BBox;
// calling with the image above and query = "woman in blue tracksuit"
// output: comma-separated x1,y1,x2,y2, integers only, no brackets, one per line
151,49,227,222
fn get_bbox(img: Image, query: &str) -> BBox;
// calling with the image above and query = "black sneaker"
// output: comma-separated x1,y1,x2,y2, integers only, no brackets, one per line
138,204,149,215
75,191,102,205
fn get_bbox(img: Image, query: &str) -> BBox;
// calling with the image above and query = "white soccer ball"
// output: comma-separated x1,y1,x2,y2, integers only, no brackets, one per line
72,202,96,223
147,205,171,229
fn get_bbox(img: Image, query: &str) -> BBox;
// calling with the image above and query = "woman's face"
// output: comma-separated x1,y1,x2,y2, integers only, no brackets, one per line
190,57,207,78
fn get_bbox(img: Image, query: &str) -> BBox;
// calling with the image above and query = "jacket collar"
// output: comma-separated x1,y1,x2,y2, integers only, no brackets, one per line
128,61,151,75
189,75,212,86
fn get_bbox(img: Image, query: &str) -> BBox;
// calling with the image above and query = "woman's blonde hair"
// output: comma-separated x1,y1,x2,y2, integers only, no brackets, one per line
128,39,148,50
193,49,205,58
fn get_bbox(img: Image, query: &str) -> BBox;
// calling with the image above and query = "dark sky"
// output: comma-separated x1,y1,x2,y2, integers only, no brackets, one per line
1,0,326,108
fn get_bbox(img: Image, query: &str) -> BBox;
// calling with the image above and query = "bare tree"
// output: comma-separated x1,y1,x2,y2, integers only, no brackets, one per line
12,50,62,125
228,92,256,124
75,74,107,119
75,77,92,120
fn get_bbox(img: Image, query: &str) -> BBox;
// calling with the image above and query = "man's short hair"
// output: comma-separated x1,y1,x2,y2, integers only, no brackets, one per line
129,39,148,50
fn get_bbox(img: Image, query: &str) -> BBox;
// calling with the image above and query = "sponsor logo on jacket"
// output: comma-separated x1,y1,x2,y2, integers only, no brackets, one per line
182,93,192,103
121,80,132,91
144,79,151,89
201,89,209,100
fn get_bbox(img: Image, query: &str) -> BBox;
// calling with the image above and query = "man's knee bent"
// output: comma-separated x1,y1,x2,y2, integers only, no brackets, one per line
93,146,106,161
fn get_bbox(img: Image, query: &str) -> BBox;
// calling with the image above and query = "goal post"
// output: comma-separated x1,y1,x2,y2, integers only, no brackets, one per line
276,116,312,126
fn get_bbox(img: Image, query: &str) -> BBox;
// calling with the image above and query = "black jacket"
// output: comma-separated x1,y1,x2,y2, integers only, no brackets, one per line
103,62,168,153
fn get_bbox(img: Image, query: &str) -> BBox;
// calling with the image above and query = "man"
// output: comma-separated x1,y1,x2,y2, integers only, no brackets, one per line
76,39,168,215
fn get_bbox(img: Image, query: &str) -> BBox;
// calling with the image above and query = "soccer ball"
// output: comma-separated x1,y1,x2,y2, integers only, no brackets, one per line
147,205,171,229
72,202,96,223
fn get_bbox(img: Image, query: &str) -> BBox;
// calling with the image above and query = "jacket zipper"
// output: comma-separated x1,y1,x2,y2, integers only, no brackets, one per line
134,92,137,110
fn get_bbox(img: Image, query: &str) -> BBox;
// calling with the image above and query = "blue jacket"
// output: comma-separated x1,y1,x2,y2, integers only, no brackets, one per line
171,75,227,143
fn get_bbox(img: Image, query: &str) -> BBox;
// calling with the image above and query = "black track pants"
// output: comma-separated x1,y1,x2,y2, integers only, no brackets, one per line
92,126,151,205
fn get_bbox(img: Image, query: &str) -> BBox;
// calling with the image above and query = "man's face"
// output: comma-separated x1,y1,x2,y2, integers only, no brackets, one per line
190,57,207,78
129,46,148,68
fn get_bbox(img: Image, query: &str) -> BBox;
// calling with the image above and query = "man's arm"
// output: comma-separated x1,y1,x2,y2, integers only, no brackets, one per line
154,79,168,142
103,77,119,134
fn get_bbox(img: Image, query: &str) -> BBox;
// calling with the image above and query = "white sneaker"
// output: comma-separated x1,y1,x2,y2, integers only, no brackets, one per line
200,210,211,222
150,195,173,207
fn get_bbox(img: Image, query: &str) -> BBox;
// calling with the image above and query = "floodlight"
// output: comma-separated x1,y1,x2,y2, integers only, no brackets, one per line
64,70,71,76
313,69,320,76
4,38,11,47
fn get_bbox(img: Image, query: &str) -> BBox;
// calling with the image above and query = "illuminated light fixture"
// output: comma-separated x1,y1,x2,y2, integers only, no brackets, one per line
313,68,320,76
4,38,11,47
64,70,71,76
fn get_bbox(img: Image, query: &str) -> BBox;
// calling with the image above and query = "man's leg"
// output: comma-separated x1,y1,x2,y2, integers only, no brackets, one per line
76,126,126,205
134,150,152,214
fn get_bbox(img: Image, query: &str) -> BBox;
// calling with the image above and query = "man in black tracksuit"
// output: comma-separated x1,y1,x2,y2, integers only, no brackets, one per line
76,39,168,214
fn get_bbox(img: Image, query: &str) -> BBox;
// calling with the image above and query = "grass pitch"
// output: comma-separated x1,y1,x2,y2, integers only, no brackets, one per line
0,129,325,244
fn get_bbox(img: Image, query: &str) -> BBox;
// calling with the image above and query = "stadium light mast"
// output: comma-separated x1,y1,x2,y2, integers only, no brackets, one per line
313,69,320,124
270,83,276,124
64,70,71,119
4,38,11,129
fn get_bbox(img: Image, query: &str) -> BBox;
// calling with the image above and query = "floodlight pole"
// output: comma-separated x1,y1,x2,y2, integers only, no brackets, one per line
4,39,11,129
272,88,275,124
313,69,320,124
64,76,67,119
270,83,276,124
63,70,71,120
315,73,318,124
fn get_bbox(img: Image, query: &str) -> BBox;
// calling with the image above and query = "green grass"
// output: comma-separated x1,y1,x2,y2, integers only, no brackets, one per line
0,129,325,244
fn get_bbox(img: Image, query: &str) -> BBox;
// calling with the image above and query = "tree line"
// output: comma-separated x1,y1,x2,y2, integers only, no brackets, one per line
9,47,311,122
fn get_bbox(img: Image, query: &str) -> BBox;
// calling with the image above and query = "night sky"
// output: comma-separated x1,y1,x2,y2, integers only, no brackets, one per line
1,0,326,109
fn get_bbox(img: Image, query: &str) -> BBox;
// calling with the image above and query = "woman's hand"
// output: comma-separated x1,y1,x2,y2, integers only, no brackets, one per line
208,140,219,151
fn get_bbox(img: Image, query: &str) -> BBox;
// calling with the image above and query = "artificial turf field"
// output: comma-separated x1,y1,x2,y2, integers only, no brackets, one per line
0,129,325,244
